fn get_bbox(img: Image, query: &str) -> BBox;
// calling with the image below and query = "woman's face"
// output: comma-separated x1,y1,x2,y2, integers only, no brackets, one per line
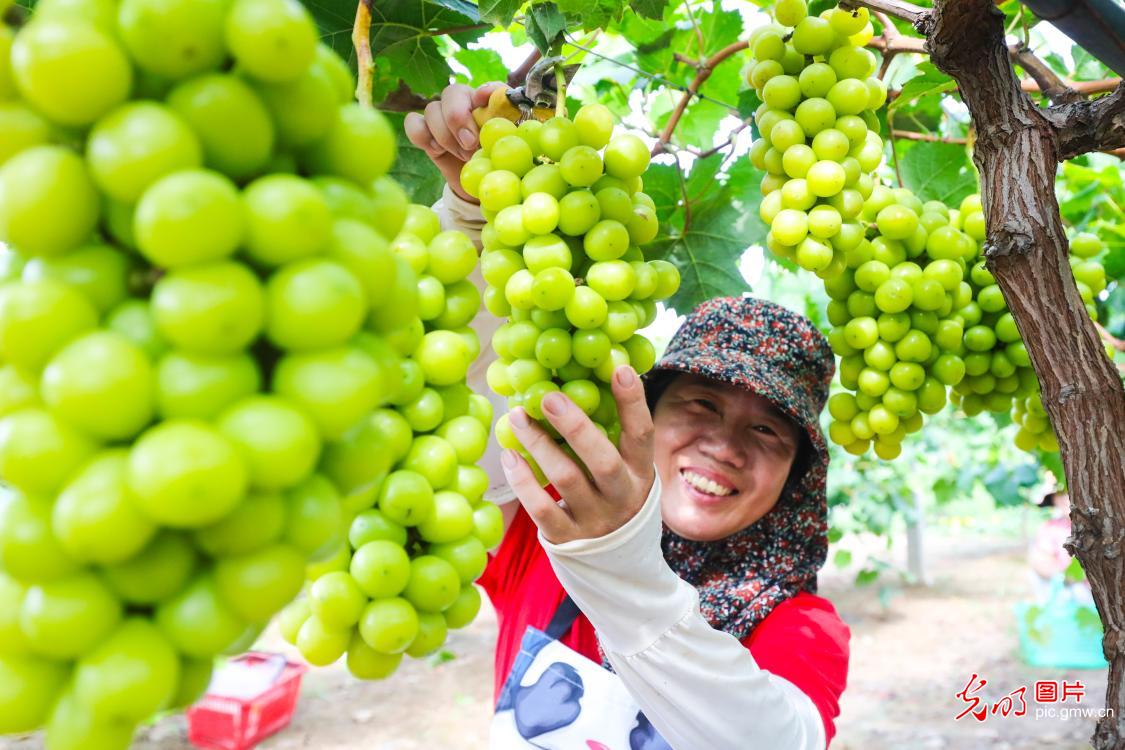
652,374,803,542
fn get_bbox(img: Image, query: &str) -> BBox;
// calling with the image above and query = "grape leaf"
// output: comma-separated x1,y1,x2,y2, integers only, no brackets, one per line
645,158,762,313
629,0,668,20
555,0,629,31
694,7,744,56
526,3,568,54
899,141,977,206
889,62,957,112
453,47,510,87
476,0,523,25
370,0,487,94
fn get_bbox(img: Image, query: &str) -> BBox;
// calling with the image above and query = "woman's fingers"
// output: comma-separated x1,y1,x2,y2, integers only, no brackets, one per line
440,84,479,153
403,112,441,156
501,448,575,543
507,407,599,508
472,81,507,108
538,392,631,496
423,100,469,161
612,366,656,482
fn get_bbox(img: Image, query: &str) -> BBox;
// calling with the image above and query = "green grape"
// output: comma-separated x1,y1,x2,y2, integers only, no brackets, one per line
574,103,614,149
560,145,604,187
558,191,602,236
136,169,244,268
87,102,203,203
491,134,534,176
11,20,132,126
118,0,229,79
303,104,396,185
0,102,50,166
225,0,317,82
21,243,130,315
41,331,155,441
791,16,837,55
603,134,650,180
152,261,264,354
167,73,276,180
0,146,100,258
242,175,332,266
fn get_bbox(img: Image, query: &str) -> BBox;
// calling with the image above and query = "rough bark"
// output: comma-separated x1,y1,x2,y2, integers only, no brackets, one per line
914,2,1125,747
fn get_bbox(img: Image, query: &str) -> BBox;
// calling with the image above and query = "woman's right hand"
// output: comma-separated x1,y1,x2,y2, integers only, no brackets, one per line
404,82,506,203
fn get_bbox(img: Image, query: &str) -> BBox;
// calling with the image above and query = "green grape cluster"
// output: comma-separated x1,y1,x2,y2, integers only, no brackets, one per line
277,206,503,681
0,1,492,745
949,226,1111,453
750,0,1115,461
746,2,888,278
462,105,679,473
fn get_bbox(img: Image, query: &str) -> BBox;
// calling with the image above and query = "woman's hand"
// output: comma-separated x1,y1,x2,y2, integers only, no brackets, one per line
403,82,505,203
500,365,656,545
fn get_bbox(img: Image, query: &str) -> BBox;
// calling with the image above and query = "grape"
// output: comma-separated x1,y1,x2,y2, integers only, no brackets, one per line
167,73,275,180
87,102,203,203
242,175,332,266
118,0,229,79
152,261,264,354
224,0,316,82
136,169,244,268
0,146,101,258
11,20,132,126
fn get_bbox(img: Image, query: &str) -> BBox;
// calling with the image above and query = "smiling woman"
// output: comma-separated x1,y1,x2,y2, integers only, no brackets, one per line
409,84,850,750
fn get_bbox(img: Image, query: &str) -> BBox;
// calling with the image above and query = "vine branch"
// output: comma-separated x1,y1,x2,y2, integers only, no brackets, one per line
1010,43,1083,105
352,0,375,108
842,0,928,26
654,40,749,155
1047,81,1125,161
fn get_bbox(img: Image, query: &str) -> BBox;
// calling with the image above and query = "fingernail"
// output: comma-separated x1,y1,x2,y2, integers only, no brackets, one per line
542,392,568,417
458,128,477,150
616,366,637,386
428,138,440,152
510,408,530,429
501,449,518,470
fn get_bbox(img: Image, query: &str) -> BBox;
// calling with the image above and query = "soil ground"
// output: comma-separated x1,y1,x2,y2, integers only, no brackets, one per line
3,527,1109,750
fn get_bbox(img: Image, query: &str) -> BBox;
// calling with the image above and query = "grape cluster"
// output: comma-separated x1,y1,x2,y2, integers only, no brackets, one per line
747,2,888,279
277,208,504,680
949,224,1111,453
463,106,679,468
750,0,1114,460
0,0,490,745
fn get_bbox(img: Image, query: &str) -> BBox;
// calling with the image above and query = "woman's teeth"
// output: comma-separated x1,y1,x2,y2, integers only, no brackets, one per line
681,470,735,497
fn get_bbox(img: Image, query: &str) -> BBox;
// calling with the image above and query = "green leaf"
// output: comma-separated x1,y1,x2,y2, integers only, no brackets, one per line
555,0,628,30
526,2,568,54
370,0,487,95
833,549,853,568
694,7,744,56
899,141,977,206
477,0,522,25
629,0,667,20
1063,556,1087,584
890,62,957,112
645,158,761,313
453,47,509,87
855,568,879,586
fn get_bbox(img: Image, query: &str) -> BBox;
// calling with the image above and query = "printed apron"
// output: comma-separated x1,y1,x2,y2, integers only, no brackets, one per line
490,596,673,750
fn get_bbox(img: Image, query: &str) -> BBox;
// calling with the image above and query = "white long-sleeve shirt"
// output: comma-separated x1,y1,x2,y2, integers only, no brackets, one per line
433,186,833,749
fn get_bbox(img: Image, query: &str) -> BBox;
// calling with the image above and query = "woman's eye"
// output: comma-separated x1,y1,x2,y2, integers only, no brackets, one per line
753,425,777,436
691,399,718,412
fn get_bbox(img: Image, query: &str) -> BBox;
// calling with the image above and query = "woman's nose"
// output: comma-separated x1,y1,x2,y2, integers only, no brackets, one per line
695,428,745,467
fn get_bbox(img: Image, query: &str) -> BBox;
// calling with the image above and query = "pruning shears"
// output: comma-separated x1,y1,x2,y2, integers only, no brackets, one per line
472,55,581,126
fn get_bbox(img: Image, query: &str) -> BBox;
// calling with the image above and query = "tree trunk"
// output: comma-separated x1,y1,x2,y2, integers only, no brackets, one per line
916,2,1125,747
906,491,928,586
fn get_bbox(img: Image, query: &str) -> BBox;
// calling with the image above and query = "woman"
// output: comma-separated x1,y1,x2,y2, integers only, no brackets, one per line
406,85,850,749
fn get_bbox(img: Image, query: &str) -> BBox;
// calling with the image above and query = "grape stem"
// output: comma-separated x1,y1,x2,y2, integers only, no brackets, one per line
654,40,749,156
352,0,375,108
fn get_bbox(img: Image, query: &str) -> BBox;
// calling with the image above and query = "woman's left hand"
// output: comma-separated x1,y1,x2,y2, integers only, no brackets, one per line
500,365,656,545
